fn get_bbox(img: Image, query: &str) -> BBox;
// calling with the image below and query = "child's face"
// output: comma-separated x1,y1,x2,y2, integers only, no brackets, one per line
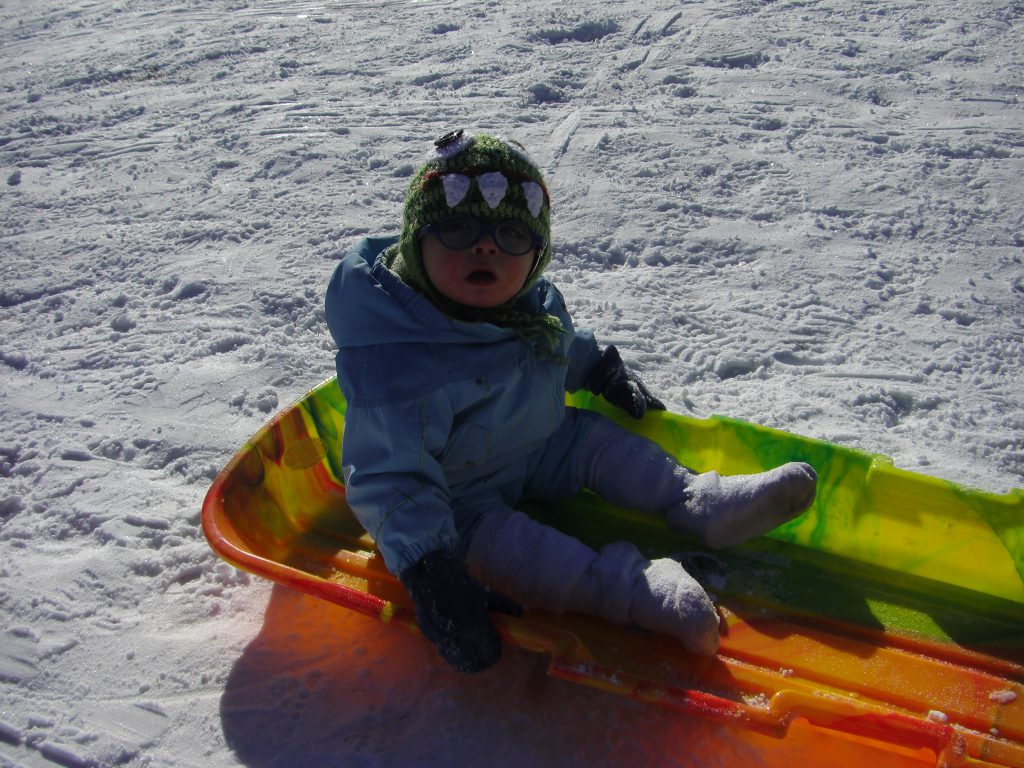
421,233,535,309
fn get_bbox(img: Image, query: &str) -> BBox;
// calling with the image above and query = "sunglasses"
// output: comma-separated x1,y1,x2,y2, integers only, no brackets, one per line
420,215,543,256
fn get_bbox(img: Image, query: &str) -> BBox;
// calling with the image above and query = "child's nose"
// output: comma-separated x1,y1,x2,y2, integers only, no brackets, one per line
473,234,500,255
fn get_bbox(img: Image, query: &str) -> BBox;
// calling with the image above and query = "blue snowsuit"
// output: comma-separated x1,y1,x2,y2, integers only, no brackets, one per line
324,237,605,575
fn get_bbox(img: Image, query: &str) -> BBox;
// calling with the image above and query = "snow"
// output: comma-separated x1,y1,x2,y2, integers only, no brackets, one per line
991,690,1019,705
1,1,1021,766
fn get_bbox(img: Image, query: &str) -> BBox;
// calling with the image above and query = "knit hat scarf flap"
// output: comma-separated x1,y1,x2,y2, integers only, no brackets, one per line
384,131,565,352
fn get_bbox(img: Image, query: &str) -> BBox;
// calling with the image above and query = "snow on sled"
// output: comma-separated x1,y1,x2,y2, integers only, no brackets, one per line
202,377,1024,767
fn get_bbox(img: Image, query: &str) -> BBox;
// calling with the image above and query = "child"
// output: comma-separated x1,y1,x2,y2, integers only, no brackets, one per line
325,131,817,673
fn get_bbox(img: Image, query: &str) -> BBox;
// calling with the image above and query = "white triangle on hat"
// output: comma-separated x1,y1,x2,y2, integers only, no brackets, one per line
521,181,544,218
478,172,509,209
442,174,471,208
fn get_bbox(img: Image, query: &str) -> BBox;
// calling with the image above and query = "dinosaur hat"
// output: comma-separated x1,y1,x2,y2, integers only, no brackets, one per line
388,130,552,307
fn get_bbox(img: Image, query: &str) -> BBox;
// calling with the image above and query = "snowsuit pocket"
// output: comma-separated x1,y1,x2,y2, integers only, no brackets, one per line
442,422,491,471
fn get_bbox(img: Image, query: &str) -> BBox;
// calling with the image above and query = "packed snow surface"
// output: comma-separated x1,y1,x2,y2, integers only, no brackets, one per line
1,1,1022,766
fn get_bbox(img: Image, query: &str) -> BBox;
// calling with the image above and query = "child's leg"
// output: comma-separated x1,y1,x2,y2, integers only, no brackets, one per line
466,508,719,655
578,418,817,549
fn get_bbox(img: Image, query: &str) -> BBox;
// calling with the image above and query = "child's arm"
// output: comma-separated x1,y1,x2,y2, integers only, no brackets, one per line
341,396,458,574
342,396,504,673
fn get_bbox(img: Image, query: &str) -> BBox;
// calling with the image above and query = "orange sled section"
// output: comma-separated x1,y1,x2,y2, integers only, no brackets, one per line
202,378,1024,767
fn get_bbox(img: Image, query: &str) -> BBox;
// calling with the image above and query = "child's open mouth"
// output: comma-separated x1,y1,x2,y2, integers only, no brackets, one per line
466,269,497,286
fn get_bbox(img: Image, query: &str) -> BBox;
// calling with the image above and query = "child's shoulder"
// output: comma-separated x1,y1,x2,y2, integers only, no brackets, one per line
344,235,398,269
331,236,401,298
527,276,571,322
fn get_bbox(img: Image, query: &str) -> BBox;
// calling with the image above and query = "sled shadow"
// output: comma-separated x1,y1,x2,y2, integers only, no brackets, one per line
219,585,952,768
219,586,806,768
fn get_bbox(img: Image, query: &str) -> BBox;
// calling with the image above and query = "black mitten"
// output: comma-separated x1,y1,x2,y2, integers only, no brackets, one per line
398,549,502,673
485,588,524,617
585,345,666,419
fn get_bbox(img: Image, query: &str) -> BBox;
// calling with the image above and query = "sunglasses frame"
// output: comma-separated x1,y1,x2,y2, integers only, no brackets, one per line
420,215,544,256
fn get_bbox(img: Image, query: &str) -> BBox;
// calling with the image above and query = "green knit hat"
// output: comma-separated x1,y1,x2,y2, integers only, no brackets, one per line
386,131,553,307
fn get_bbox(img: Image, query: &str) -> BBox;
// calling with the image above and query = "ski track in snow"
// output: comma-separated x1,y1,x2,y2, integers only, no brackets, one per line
0,1,1021,766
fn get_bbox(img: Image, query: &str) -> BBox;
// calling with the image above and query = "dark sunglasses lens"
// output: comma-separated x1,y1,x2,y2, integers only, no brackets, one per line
437,217,480,249
433,216,536,254
494,221,534,254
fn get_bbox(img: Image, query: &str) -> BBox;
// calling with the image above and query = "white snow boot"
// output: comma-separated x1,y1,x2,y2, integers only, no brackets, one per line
666,463,818,549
